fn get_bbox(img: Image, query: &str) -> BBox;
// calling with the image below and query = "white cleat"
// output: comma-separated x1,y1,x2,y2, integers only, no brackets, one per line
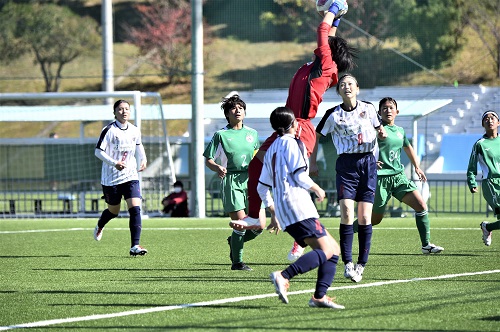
308,295,345,309
343,262,356,279
350,264,364,283
93,225,103,241
130,245,148,257
480,222,492,246
229,216,261,230
269,271,289,304
421,243,444,254
287,242,305,262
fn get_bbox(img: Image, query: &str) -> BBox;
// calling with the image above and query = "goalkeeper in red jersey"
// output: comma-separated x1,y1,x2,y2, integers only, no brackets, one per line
230,0,357,231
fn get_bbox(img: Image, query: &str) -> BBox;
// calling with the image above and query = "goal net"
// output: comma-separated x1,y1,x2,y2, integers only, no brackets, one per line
0,91,175,218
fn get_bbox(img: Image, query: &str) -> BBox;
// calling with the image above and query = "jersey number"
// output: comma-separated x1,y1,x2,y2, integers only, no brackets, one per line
240,154,248,167
357,133,363,145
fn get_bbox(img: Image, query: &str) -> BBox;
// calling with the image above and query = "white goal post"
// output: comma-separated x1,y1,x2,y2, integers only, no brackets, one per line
0,91,176,218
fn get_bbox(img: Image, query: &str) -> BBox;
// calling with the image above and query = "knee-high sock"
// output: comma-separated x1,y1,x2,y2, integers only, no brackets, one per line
415,210,431,246
230,229,245,263
357,224,372,266
281,249,327,280
339,224,354,264
486,220,500,231
128,206,142,247
97,209,117,228
244,228,262,242
314,254,339,299
247,158,263,219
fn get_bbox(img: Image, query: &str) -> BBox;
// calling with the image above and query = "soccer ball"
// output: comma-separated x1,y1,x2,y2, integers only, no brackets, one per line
316,0,348,18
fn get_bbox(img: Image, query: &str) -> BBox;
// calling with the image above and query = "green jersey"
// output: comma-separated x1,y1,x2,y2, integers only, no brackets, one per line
377,123,410,176
467,135,500,190
203,124,260,173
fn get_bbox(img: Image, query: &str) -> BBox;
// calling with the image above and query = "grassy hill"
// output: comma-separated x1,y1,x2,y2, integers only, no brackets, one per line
0,1,498,138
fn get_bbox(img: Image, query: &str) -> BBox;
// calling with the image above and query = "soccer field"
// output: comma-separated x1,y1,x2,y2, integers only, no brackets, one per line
1,216,499,331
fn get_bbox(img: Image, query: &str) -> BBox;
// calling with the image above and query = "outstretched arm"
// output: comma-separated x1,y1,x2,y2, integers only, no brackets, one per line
323,0,346,34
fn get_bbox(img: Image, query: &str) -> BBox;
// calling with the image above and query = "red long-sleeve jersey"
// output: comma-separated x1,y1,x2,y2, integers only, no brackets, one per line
260,22,339,155
286,21,339,120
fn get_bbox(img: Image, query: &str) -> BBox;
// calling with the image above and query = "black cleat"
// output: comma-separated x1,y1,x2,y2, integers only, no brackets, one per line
231,262,252,271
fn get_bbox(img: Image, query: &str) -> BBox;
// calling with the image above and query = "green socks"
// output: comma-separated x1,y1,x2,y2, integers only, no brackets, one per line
415,210,431,246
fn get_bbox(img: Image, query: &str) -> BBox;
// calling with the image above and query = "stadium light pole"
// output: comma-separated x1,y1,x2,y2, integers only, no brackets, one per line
191,0,206,218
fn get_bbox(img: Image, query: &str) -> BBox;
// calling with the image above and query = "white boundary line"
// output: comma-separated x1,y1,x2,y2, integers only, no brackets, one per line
0,227,481,234
1,269,499,331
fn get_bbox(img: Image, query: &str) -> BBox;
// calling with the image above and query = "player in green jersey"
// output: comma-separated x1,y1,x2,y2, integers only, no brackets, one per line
203,94,263,270
467,110,500,246
354,97,444,254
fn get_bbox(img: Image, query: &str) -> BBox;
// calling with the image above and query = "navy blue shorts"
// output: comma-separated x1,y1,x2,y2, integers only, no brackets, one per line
102,180,141,205
285,218,327,248
336,153,377,203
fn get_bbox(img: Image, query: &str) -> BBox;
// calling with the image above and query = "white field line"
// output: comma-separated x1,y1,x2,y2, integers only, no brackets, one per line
1,269,499,330
0,227,481,234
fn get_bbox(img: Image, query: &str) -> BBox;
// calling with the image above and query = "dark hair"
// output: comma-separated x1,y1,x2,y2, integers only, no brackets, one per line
482,110,499,122
220,94,246,123
328,36,358,73
379,97,398,112
113,99,130,111
335,73,358,94
270,107,295,136
173,180,183,188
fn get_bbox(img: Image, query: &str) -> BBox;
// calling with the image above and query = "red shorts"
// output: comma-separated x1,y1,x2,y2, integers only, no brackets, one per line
259,119,316,157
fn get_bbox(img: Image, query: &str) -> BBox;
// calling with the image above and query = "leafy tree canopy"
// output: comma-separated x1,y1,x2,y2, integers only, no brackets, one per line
0,2,100,92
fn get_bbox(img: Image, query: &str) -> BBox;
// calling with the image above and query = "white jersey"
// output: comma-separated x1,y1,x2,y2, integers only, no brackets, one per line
259,134,319,230
316,100,380,154
96,120,143,186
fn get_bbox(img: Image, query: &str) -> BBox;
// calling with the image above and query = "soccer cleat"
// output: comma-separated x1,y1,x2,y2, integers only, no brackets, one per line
229,216,261,230
343,262,356,279
350,264,364,283
129,245,148,256
308,295,345,309
421,243,444,254
287,242,305,261
93,225,103,241
480,221,492,246
231,262,252,271
270,271,290,304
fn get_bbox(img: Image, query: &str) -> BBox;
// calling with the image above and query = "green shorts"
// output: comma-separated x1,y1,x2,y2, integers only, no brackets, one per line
221,172,248,213
482,178,500,216
373,172,417,214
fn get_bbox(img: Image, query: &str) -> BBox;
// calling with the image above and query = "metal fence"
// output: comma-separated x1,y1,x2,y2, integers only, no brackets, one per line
0,174,490,218
204,174,491,218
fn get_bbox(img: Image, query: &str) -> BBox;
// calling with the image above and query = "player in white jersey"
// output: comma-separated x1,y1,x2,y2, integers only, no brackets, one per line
258,107,344,309
93,100,148,256
311,74,386,282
